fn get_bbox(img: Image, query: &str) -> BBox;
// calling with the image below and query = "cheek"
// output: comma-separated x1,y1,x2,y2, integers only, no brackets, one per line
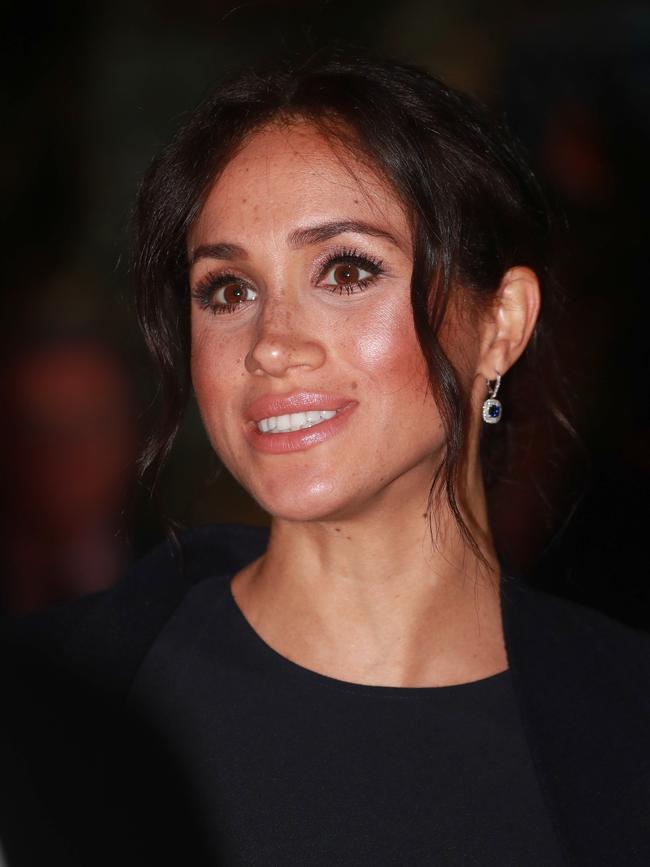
191,323,218,402
353,294,429,390
190,324,246,441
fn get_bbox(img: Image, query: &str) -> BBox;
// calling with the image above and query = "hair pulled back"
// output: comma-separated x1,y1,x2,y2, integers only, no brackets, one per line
134,48,565,558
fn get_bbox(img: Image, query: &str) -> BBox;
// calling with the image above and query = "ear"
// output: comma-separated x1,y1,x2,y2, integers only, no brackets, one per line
477,265,541,380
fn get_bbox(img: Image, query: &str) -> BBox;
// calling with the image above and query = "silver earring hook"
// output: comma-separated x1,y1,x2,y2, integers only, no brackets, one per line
486,371,501,399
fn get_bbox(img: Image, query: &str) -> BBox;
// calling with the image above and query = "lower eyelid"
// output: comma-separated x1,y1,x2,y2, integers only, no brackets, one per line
325,275,379,295
317,270,384,295
207,299,255,316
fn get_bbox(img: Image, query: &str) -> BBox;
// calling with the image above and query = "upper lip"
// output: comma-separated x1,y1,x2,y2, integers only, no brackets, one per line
245,391,357,423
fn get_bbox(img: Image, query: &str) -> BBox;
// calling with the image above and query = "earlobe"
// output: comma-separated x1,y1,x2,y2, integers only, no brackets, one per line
481,265,541,377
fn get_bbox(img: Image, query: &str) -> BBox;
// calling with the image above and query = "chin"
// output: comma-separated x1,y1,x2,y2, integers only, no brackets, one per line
245,473,362,524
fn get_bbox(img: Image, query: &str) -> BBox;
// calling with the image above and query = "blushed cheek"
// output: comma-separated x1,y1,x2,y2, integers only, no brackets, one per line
354,303,428,391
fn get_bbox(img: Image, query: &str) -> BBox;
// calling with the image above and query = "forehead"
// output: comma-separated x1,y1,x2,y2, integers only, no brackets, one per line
188,120,410,248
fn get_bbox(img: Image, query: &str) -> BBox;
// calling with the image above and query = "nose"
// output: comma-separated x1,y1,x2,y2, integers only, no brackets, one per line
244,301,326,378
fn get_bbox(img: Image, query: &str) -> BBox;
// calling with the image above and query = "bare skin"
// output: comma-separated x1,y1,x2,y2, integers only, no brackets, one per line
188,120,540,687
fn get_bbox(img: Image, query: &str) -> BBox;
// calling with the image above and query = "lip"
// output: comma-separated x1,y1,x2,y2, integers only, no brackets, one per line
245,391,356,423
244,391,358,455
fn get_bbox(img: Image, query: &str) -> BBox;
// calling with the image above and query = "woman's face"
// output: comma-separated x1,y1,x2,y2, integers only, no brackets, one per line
189,121,475,522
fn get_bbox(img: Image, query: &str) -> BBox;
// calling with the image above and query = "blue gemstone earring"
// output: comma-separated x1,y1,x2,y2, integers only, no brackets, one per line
482,372,502,424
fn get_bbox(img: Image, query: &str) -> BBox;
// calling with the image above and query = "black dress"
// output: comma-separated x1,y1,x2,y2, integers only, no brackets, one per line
1,523,649,866
129,568,563,865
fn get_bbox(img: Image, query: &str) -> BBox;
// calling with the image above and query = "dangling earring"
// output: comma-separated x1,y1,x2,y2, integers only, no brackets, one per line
482,372,502,424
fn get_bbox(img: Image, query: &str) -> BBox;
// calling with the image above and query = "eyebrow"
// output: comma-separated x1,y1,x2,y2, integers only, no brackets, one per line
286,219,404,250
190,242,247,265
190,219,404,266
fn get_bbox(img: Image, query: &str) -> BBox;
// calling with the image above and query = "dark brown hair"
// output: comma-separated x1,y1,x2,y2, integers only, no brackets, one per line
134,48,568,559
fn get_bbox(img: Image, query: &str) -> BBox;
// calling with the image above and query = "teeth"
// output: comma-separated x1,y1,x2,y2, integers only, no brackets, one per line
257,409,337,434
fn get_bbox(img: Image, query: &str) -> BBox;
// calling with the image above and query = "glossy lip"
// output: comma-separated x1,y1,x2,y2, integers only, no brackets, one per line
245,390,356,423
244,391,358,455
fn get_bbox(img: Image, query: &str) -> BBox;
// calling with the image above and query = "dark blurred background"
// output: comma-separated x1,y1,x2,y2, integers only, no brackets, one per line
1,0,648,626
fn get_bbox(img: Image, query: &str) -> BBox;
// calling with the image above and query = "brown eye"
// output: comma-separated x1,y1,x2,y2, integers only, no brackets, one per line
211,281,257,310
192,273,258,315
222,283,248,304
333,263,361,284
322,261,373,289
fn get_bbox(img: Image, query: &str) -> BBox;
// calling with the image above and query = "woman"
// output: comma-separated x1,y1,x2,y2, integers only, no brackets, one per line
2,50,649,867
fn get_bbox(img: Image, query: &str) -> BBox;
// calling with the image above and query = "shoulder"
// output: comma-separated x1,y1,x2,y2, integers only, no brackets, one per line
501,577,650,864
0,525,268,867
0,523,270,699
502,574,650,686
502,574,650,769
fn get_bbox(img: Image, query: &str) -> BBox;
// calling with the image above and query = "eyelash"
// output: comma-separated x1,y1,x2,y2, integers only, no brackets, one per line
317,247,384,295
192,271,250,316
191,248,385,315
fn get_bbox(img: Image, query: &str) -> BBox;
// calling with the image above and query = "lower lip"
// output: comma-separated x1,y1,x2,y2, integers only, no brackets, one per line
245,402,358,455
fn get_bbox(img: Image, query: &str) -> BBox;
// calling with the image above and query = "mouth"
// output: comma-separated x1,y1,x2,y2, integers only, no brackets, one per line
244,391,358,454
255,408,339,434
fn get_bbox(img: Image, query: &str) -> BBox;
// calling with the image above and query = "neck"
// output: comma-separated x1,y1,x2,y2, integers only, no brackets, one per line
231,464,507,687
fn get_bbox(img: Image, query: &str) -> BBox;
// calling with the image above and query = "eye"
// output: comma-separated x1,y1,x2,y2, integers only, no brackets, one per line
192,273,257,314
213,282,257,308
322,262,373,287
317,249,384,295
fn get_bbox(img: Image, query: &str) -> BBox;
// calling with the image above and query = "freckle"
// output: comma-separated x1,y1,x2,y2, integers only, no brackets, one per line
345,536,352,541
334,527,341,532
350,381,358,389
